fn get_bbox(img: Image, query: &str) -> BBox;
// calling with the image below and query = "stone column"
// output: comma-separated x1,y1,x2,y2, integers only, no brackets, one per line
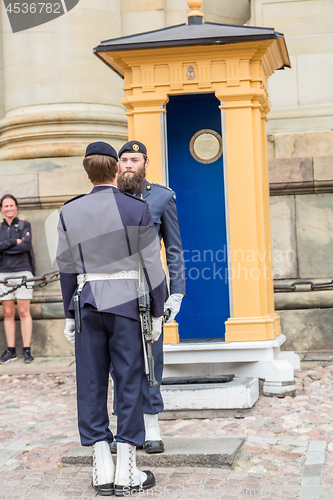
0,0,127,160
165,0,250,26
0,5,4,121
203,0,250,24
165,0,188,26
121,0,166,36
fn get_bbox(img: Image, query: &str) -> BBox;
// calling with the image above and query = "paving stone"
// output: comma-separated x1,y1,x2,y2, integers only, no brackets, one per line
247,436,278,445
302,477,322,487
309,441,327,452
279,439,308,447
0,364,333,498
303,465,324,477
305,452,326,465
300,485,323,499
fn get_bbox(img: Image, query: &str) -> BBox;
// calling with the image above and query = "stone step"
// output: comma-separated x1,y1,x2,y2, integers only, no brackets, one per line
62,436,245,468
160,377,259,412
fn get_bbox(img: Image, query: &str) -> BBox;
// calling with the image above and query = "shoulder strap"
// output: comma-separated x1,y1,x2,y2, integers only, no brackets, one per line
123,192,146,203
64,194,86,205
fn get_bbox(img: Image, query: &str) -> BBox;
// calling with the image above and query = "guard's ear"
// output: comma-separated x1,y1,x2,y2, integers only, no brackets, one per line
145,158,150,169
116,162,119,174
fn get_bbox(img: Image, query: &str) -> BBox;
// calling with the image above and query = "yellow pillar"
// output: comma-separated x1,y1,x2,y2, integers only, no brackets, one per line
217,89,277,341
123,93,179,343
124,98,167,185
261,102,282,337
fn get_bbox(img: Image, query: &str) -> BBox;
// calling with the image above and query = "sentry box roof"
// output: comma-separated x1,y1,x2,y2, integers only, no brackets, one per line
94,21,290,78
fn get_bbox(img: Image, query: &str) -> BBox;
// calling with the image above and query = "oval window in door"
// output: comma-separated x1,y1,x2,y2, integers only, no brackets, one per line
190,129,222,164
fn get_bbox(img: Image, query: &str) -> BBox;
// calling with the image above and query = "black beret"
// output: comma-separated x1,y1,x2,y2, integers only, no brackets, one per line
119,141,147,158
85,141,118,161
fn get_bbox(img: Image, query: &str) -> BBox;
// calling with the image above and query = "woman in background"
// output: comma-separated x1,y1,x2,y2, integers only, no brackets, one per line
0,194,34,363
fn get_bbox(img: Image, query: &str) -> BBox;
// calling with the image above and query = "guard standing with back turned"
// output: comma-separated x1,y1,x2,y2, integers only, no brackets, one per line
111,140,185,454
56,141,165,496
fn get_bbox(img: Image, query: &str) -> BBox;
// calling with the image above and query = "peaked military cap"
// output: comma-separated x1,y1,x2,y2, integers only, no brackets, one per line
118,140,147,157
85,141,118,161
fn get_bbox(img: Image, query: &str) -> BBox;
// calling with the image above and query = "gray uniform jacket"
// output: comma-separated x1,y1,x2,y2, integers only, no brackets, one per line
141,181,185,297
57,185,165,322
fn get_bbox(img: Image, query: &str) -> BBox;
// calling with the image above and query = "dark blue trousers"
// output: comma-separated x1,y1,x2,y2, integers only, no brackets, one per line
75,307,145,447
141,332,164,414
112,329,164,416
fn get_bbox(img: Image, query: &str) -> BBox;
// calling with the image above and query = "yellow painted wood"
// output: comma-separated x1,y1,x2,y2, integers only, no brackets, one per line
159,242,179,345
126,103,166,184
98,33,287,343
261,103,282,338
163,322,180,344
187,0,204,18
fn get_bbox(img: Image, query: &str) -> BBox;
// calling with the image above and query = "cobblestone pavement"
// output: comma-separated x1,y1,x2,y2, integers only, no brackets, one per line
0,361,333,499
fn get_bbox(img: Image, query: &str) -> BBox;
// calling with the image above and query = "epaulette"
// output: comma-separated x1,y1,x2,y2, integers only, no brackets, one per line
152,182,173,191
64,194,86,205
124,192,146,202
151,182,176,200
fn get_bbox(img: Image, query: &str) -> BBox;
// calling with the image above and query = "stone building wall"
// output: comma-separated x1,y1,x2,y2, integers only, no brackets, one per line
269,130,333,352
251,0,333,133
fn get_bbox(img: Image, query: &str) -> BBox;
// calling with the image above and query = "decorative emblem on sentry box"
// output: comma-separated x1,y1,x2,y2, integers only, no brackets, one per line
186,65,195,80
132,144,140,151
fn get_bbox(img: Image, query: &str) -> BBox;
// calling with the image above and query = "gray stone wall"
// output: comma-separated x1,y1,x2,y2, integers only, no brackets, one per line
269,131,333,352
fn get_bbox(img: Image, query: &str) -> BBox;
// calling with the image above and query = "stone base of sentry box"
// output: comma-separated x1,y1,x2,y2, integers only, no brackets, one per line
160,377,259,416
163,335,300,397
263,380,296,397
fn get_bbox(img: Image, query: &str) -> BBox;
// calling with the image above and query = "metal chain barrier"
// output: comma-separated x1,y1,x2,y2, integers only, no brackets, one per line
0,270,60,298
274,280,333,293
1,271,332,297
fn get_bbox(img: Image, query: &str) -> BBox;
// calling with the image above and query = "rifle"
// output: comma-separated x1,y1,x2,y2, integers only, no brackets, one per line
138,265,158,388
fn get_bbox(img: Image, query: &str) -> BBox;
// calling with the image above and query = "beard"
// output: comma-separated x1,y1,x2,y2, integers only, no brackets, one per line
117,165,146,195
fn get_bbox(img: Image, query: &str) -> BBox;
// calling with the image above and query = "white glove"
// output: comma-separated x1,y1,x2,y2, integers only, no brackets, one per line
64,318,75,344
151,316,163,342
164,293,183,323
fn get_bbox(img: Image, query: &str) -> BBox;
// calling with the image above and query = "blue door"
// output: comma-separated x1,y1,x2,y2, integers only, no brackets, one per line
166,93,230,340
